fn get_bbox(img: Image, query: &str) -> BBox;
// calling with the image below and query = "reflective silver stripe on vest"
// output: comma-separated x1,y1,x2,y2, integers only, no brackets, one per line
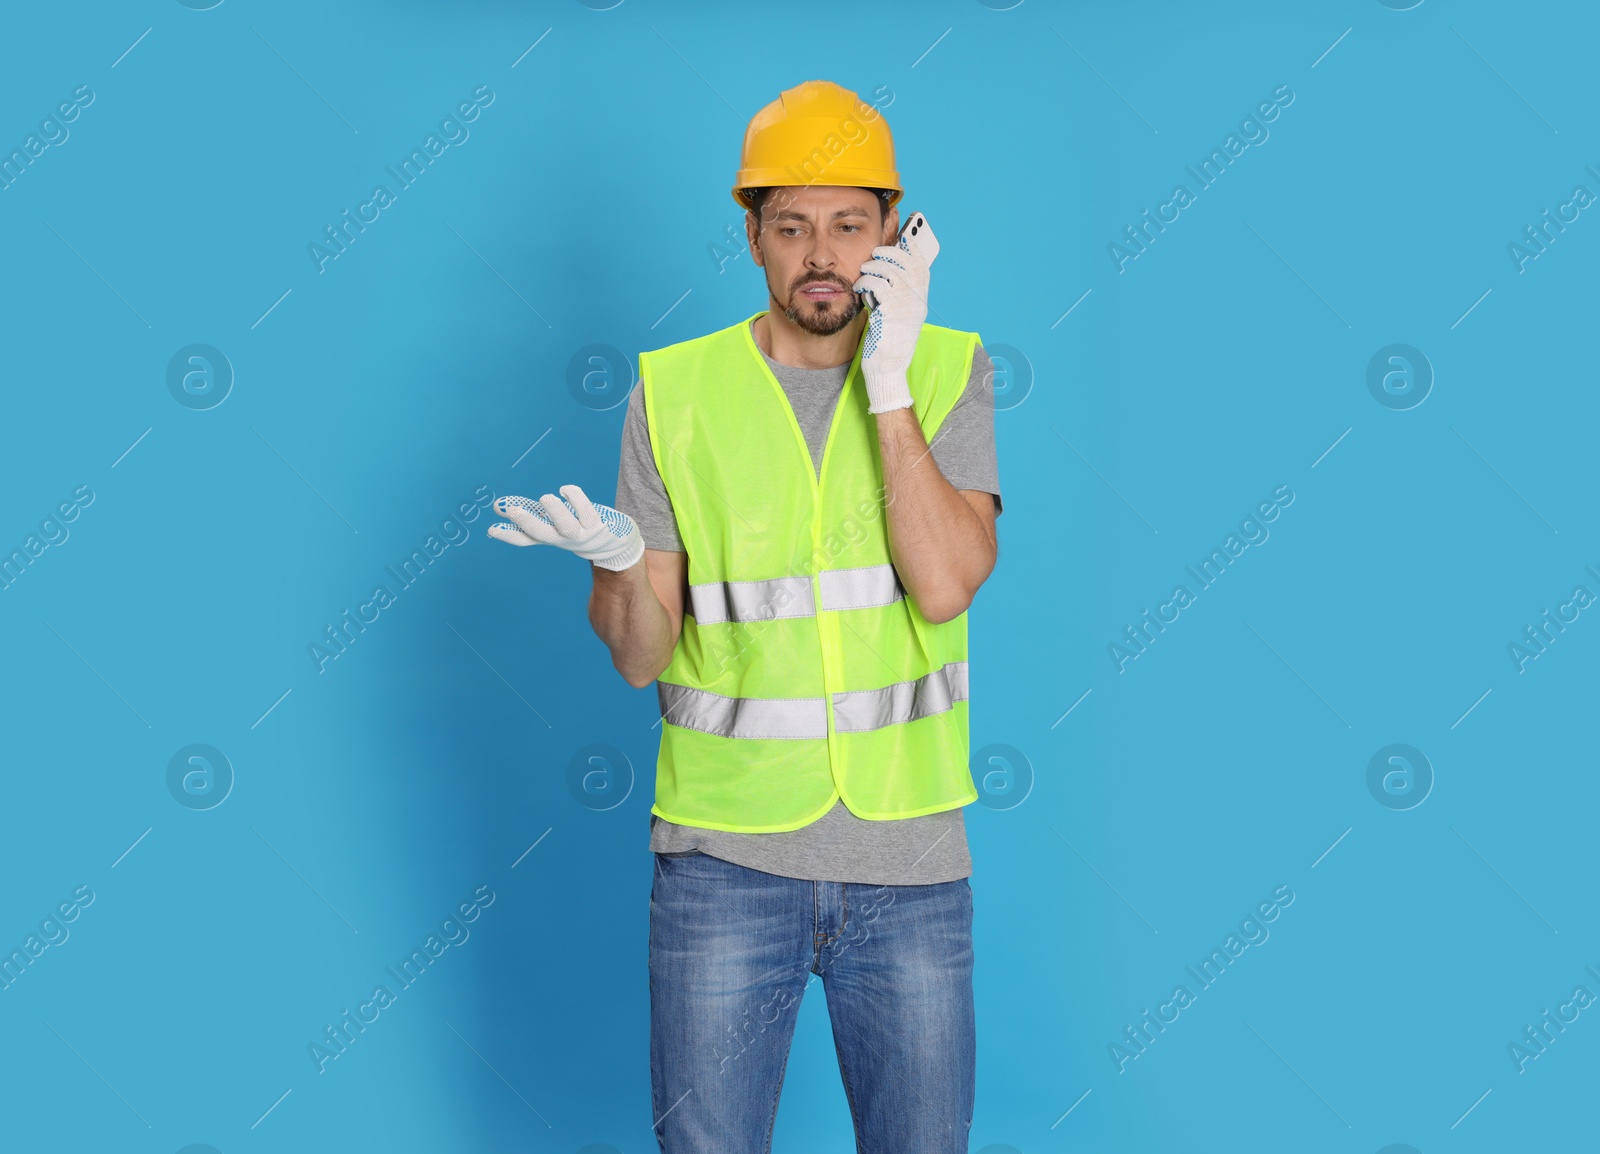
818,563,904,611
658,681,829,740
688,576,815,625
688,563,903,623
832,661,969,734
658,660,967,740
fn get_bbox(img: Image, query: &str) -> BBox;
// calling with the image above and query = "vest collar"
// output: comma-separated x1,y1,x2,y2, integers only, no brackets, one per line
736,310,868,497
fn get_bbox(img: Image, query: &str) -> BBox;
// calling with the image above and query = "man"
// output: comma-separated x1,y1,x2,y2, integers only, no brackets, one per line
489,79,1002,1152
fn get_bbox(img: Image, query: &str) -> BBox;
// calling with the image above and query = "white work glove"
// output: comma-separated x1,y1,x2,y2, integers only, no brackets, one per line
487,484,644,572
852,217,938,415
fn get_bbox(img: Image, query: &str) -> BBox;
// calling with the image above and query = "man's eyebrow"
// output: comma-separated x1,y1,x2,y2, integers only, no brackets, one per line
772,206,873,222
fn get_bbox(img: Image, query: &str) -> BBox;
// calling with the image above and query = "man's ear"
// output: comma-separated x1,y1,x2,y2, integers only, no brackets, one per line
745,210,764,267
882,205,900,246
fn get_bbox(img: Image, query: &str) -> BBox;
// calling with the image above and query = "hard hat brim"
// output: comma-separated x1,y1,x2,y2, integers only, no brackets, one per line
732,171,904,211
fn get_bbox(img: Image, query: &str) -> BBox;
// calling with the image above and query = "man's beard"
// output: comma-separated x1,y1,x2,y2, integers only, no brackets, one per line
780,277,862,336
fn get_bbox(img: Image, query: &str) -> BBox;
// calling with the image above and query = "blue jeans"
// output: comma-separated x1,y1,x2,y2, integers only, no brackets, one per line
648,849,975,1152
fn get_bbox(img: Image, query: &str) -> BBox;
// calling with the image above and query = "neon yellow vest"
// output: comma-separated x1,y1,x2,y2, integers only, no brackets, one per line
639,310,981,833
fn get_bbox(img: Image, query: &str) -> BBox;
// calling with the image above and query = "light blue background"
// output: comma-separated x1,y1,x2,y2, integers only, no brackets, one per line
1,1,1594,1151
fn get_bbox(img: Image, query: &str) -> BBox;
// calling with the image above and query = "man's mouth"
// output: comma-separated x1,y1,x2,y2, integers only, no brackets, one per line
798,282,847,300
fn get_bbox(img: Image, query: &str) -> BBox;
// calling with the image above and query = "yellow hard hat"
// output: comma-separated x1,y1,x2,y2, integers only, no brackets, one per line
732,79,902,211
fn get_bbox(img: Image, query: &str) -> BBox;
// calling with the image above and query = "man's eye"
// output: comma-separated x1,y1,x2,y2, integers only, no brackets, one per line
839,224,860,233
781,227,802,236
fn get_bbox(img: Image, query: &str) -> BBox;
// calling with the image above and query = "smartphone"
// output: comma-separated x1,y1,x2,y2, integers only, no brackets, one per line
857,211,938,310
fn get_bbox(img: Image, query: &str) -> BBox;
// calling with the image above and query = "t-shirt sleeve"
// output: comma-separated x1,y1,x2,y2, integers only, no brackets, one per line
927,342,1003,516
613,383,686,551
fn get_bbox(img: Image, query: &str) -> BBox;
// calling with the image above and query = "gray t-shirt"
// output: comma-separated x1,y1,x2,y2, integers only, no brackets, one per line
615,316,1002,885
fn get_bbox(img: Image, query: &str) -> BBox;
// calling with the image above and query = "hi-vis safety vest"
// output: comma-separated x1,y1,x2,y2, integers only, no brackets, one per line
638,310,982,833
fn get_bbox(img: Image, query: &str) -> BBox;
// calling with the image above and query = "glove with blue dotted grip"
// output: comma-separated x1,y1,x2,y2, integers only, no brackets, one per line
853,214,939,415
487,484,644,572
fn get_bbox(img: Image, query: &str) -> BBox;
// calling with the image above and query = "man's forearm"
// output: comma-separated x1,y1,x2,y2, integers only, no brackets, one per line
875,406,995,623
588,561,674,688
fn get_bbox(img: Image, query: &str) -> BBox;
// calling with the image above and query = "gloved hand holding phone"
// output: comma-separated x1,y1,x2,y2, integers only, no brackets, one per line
487,484,644,572
853,212,940,415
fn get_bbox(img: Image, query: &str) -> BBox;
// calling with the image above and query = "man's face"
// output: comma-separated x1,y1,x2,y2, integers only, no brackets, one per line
747,185,896,337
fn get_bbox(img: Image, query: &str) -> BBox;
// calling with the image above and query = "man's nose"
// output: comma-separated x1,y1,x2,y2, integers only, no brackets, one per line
803,237,839,268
